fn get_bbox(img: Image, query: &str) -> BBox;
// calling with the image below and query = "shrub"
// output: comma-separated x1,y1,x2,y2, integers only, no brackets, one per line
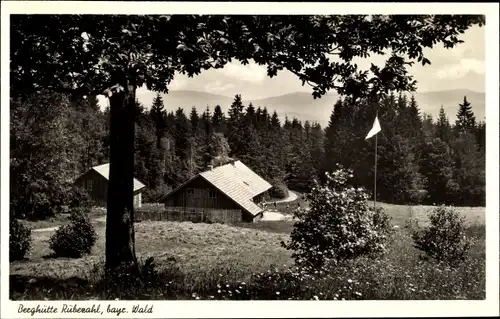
49,208,97,258
10,218,32,261
282,167,393,270
412,205,472,267
66,186,93,209
143,185,171,203
269,183,289,199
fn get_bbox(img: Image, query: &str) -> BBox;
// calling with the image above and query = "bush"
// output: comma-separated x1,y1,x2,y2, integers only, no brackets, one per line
282,167,393,270
269,183,289,199
412,206,472,267
49,208,97,258
10,218,32,261
143,187,170,203
66,186,93,209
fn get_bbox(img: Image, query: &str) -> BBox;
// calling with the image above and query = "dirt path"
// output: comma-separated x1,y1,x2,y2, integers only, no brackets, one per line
32,216,107,233
265,190,299,204
260,211,296,222
32,226,60,233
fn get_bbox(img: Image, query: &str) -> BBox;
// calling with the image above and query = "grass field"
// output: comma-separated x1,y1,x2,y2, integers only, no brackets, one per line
21,207,106,230
270,192,484,227
10,203,485,300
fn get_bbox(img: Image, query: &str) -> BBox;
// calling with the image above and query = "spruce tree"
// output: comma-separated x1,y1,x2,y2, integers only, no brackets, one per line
408,95,423,133
189,106,200,136
245,103,258,128
227,95,246,156
323,99,360,181
211,104,226,134
475,121,486,153
450,131,485,206
270,111,281,130
436,105,452,143
422,113,435,137
455,96,476,134
261,107,271,130
150,93,167,150
201,106,215,167
309,122,325,179
419,137,458,205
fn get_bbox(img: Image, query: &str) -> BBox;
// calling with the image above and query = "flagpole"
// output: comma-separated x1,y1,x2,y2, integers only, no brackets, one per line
374,109,378,210
374,127,377,209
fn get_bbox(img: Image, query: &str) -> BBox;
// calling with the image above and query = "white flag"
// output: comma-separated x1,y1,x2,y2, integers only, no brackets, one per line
365,116,381,140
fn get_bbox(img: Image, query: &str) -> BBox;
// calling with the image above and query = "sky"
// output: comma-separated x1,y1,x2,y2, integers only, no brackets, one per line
99,23,485,106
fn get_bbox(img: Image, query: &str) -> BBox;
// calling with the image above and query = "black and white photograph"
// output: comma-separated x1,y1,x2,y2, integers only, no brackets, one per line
1,2,499,318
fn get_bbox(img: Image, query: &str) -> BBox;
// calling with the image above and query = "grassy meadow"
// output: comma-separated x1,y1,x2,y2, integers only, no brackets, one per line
10,203,485,300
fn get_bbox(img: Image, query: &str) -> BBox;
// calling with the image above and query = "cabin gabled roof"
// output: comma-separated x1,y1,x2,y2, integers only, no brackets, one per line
162,160,272,216
79,163,146,192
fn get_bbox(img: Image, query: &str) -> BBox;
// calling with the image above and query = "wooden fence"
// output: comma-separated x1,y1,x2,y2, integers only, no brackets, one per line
135,206,242,224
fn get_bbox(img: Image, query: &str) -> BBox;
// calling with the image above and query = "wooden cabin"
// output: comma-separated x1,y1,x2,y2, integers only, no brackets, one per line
161,160,272,222
73,163,146,208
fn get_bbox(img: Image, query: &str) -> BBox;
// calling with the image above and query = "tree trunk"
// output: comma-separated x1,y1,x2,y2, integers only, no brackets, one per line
105,79,139,275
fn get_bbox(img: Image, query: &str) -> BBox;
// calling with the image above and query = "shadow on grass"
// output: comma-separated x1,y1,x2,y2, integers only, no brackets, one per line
10,274,93,300
41,253,59,260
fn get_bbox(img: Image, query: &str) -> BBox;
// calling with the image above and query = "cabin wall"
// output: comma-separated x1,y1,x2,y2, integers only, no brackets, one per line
252,193,267,205
165,177,239,210
75,171,108,207
74,171,143,208
134,192,142,208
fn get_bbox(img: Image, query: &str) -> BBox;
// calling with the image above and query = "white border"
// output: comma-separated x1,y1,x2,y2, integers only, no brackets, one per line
1,2,499,318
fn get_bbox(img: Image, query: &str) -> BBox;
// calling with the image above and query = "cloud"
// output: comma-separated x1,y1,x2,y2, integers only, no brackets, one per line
221,61,267,83
435,58,484,80
204,80,236,93
167,74,189,91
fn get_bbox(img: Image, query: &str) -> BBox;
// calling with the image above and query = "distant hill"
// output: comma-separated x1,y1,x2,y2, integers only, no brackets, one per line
137,89,485,128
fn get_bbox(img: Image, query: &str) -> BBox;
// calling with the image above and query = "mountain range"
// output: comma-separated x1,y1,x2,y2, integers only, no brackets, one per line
135,89,485,127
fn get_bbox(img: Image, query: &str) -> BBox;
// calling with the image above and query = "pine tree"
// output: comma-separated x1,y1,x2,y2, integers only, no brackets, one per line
419,137,458,205
309,122,325,179
245,103,258,128
150,93,167,149
323,99,358,179
236,104,262,173
261,107,270,130
189,106,200,136
397,92,408,111
475,121,486,153
264,110,286,182
255,106,263,129
211,104,226,134
396,95,422,141
450,131,485,206
201,106,215,167
270,111,281,130
173,108,191,182
455,96,476,134
436,105,452,143
422,113,434,137
134,106,159,190
408,95,423,133
227,94,246,156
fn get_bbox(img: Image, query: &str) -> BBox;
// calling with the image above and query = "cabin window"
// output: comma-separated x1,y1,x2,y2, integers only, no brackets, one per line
209,191,217,199
187,188,194,196
86,180,93,192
